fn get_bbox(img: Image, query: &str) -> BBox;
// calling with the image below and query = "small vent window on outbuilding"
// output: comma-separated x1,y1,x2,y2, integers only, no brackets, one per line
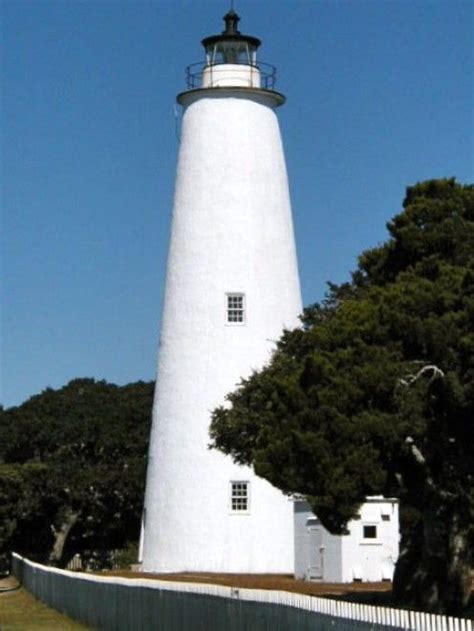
363,525,377,539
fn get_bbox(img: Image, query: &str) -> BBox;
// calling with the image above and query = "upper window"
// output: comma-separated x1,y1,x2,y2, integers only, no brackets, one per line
226,293,245,324
230,481,249,513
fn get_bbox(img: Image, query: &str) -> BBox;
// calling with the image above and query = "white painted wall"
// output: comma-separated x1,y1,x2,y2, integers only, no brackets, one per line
341,498,399,582
202,64,261,88
142,87,302,573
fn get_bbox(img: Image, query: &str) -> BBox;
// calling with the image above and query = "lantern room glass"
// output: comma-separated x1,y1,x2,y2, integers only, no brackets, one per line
205,42,258,67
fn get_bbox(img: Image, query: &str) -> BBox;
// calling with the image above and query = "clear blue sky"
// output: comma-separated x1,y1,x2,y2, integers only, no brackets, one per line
1,0,472,408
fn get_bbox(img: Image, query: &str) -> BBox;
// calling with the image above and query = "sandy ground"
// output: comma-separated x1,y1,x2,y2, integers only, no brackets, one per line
0,575,19,592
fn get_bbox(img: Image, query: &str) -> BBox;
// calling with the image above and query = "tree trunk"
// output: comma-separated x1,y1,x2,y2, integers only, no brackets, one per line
444,512,472,614
392,512,423,605
49,508,81,568
393,501,472,615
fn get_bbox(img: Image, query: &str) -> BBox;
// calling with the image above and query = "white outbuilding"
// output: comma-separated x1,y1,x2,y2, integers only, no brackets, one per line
294,497,400,583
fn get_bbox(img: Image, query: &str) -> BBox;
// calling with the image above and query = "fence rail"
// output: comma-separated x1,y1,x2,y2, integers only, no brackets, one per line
11,553,473,631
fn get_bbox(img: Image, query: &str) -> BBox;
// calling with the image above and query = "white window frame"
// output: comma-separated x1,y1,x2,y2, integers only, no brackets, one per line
230,480,250,514
225,293,246,326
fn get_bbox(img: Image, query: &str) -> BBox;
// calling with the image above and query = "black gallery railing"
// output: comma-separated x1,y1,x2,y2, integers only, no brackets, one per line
185,61,278,90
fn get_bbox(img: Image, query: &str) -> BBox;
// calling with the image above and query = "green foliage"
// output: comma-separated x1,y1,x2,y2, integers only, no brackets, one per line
210,178,474,614
0,379,153,568
113,540,139,569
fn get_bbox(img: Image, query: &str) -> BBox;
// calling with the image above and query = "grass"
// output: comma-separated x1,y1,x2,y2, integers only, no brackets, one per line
0,577,90,630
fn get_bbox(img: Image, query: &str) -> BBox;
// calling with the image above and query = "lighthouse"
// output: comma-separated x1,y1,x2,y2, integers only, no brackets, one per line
141,9,302,573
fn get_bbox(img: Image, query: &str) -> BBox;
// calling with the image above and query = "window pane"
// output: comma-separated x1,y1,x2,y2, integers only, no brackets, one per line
363,525,377,539
231,481,249,512
226,293,245,324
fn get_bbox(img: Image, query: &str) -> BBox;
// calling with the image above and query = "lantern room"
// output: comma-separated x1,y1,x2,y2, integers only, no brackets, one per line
184,10,278,91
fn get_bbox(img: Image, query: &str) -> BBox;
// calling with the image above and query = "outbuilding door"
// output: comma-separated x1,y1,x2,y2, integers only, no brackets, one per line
307,520,323,579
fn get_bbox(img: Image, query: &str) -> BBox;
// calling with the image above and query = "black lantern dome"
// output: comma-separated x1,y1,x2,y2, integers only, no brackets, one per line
202,10,261,66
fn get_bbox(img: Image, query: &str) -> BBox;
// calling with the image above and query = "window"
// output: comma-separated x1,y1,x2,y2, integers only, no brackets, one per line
208,42,253,66
226,293,245,324
381,514,390,522
363,525,377,539
230,481,249,513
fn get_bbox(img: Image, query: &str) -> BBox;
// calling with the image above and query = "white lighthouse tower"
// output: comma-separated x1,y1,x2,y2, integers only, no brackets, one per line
141,9,302,574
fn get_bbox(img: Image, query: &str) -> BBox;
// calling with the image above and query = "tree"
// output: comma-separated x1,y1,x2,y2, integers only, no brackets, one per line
0,462,52,570
0,378,153,568
210,178,474,615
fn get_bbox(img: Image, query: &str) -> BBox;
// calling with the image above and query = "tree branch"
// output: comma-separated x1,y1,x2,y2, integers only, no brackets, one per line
398,364,445,388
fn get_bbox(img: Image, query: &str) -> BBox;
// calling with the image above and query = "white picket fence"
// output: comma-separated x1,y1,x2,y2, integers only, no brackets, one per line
236,588,473,630
12,553,473,630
